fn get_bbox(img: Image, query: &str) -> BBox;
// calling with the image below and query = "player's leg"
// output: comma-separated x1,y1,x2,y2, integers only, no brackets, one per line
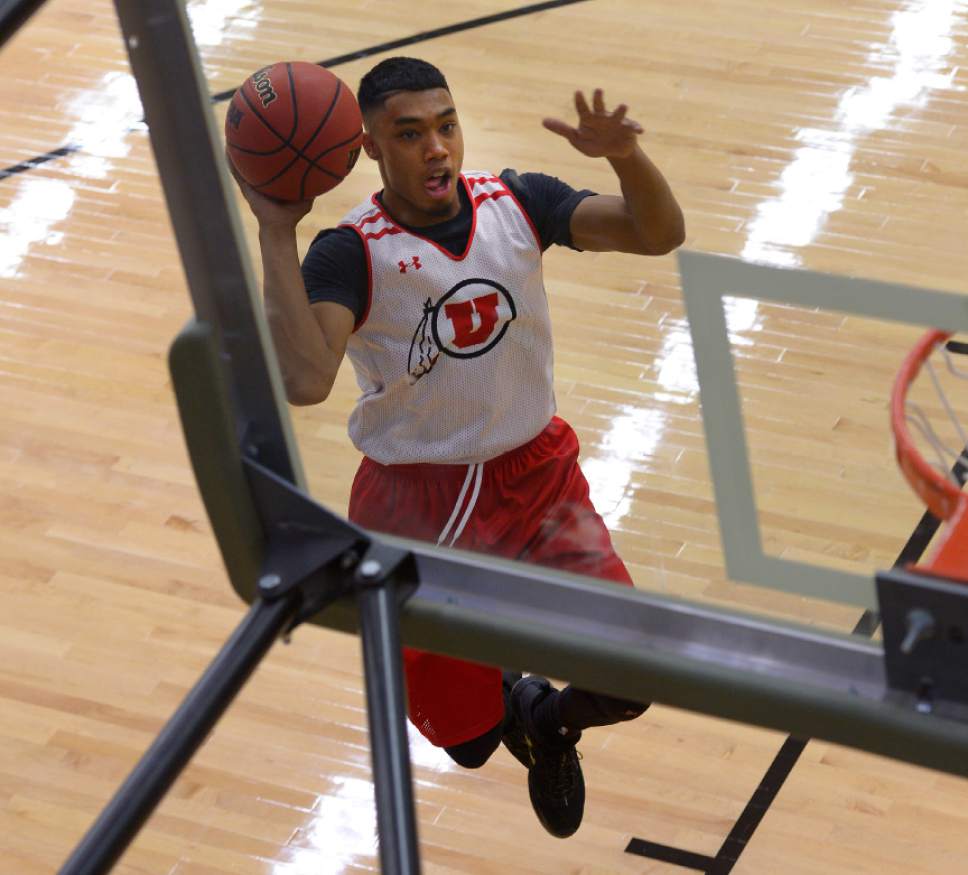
504,677,645,839
444,720,503,768
462,420,590,837
348,457,506,759
494,418,649,837
518,434,650,731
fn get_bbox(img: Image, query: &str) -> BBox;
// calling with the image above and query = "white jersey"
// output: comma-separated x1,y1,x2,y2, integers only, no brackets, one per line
339,171,556,465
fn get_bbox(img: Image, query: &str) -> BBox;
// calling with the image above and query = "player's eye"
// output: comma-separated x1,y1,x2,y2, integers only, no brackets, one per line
441,122,456,134
399,129,419,140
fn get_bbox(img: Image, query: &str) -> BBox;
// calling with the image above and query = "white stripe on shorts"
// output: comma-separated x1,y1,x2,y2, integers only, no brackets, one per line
447,463,483,547
436,463,476,546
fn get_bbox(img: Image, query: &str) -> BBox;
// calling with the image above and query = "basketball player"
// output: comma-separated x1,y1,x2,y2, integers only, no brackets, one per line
231,57,684,839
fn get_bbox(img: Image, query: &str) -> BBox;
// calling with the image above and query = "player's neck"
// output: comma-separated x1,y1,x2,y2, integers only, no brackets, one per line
379,187,463,229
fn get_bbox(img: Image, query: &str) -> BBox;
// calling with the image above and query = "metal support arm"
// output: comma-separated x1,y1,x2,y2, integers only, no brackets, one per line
59,594,300,875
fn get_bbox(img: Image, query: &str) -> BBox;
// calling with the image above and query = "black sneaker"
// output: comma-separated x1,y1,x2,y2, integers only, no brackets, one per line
509,675,585,839
501,671,530,768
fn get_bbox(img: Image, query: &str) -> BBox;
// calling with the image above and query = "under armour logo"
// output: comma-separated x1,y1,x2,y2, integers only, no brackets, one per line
399,256,422,273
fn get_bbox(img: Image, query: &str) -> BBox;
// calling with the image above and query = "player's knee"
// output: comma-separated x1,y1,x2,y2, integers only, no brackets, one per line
444,723,502,769
445,746,491,769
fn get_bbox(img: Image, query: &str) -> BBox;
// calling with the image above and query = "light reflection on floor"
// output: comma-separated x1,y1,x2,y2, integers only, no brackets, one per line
59,70,144,180
583,295,764,531
585,407,667,529
0,0,262,279
269,723,451,873
0,71,143,278
187,0,262,49
0,177,76,278
275,775,376,875
742,0,960,267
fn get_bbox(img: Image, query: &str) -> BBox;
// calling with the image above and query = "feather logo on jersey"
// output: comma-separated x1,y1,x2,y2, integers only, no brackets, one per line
407,278,517,384
408,297,439,383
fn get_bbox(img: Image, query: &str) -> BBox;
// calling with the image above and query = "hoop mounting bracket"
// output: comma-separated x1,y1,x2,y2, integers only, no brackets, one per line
244,456,419,633
876,566,968,716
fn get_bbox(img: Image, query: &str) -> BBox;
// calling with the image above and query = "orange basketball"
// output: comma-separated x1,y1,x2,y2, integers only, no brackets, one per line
225,61,363,201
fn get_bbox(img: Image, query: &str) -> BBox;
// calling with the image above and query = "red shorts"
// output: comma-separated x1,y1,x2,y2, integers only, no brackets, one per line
347,416,633,747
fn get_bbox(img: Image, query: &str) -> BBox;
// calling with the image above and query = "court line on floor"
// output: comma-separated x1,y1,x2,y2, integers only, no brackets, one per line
0,0,590,181
0,144,81,180
211,0,592,103
625,484,952,872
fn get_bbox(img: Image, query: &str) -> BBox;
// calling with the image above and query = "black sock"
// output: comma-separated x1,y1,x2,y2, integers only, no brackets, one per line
532,689,580,743
558,686,649,730
532,685,649,742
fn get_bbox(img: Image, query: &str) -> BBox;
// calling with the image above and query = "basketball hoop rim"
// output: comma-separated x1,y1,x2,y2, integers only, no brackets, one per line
891,328,965,521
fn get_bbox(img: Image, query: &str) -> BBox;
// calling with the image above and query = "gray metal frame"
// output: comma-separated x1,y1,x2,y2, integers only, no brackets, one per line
679,250,968,608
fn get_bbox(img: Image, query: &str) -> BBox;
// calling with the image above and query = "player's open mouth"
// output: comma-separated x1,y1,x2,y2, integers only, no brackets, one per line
424,171,452,199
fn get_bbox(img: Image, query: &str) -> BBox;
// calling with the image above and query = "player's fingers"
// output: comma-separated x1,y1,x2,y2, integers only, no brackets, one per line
624,118,644,134
543,117,579,142
592,88,606,114
574,90,591,118
612,103,628,122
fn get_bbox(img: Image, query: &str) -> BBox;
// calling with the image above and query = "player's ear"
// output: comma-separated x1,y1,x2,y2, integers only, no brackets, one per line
362,132,380,161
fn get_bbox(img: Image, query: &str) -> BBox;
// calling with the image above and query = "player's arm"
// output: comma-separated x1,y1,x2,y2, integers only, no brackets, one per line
544,89,685,256
259,223,354,405
229,160,352,405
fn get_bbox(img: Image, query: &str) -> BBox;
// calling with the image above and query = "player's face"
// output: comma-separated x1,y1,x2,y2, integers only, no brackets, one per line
363,88,465,226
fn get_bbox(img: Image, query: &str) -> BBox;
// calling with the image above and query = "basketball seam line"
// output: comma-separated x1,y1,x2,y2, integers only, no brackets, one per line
298,79,343,199
236,67,300,152
232,75,349,194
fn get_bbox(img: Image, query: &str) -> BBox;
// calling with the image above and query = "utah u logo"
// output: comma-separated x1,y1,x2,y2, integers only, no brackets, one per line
398,256,422,273
444,293,500,349
407,279,516,383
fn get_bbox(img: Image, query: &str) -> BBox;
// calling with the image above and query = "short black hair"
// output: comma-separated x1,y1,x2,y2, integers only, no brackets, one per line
357,57,450,116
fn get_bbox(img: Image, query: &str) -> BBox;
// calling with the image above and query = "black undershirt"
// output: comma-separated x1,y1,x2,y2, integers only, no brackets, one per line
301,169,595,323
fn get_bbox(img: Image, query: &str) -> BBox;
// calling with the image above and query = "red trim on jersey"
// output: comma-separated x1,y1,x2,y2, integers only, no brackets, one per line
358,210,386,228
365,176,478,262
367,194,391,218
495,176,541,250
360,225,404,242
472,189,510,208
351,205,402,242
339,222,373,330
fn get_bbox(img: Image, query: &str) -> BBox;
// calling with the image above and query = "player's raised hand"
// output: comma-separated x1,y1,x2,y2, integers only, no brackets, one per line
543,89,644,159
226,149,315,229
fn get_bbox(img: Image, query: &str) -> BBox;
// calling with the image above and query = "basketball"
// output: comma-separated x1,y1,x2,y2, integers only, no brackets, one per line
225,61,363,202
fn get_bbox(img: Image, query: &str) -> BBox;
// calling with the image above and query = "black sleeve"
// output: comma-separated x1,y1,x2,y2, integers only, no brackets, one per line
301,226,368,324
500,168,596,251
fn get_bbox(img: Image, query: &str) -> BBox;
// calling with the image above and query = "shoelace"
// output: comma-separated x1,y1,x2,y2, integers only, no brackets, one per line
537,748,582,797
